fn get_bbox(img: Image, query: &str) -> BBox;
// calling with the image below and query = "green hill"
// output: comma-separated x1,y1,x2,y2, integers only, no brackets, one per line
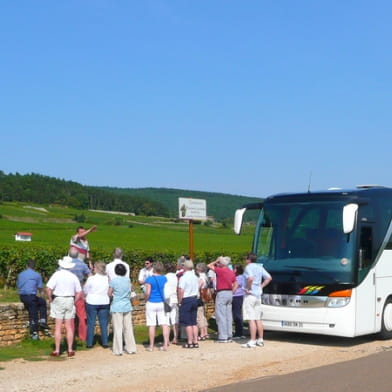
0,171,262,221
0,172,168,216
98,187,262,221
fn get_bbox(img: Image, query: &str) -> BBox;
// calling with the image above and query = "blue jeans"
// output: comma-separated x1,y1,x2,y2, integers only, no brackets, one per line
86,303,110,347
232,295,244,337
20,295,47,334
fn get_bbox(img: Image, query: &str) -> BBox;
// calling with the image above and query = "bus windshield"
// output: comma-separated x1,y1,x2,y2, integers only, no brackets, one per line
255,200,356,285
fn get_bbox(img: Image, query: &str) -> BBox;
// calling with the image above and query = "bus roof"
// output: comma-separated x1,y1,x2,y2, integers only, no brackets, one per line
265,186,392,204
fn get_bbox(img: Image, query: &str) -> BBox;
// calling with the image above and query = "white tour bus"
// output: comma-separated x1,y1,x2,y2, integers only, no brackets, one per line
234,186,392,338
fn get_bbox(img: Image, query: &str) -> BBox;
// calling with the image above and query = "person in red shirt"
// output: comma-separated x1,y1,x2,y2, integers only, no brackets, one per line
207,256,238,342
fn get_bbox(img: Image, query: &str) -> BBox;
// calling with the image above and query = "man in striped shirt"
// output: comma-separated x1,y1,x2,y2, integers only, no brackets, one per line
70,225,96,269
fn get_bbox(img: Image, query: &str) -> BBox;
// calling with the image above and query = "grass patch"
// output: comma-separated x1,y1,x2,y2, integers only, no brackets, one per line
0,337,87,363
133,325,150,345
0,288,19,303
0,323,220,363
0,201,254,253
0,338,53,362
0,326,155,363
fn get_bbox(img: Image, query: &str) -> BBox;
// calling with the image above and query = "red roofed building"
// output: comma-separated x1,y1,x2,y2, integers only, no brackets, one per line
15,232,32,241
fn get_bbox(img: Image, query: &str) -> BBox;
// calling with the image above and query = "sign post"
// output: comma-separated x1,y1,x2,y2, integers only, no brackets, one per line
178,198,207,260
189,219,194,260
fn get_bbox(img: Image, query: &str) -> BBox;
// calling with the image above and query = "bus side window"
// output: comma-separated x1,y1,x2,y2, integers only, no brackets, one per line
359,226,373,269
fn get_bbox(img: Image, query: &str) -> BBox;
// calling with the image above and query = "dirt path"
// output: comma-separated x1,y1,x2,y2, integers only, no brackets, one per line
1,332,391,392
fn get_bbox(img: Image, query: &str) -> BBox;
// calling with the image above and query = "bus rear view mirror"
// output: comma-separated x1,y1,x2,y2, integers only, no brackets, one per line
234,208,246,235
343,203,358,234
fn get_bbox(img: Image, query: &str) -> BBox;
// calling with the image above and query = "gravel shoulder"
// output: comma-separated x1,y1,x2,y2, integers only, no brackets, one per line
1,332,392,392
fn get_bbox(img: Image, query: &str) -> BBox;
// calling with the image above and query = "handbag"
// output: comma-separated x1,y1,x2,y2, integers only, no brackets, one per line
164,301,172,313
201,287,213,303
153,276,172,313
130,291,139,306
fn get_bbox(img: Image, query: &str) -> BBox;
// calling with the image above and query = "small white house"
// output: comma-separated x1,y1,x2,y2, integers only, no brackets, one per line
15,232,32,242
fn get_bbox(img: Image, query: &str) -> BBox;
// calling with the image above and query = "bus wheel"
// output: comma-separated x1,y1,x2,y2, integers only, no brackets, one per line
378,298,392,339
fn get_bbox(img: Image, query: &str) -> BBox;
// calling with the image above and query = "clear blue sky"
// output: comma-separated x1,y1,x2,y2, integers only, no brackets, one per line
1,1,391,197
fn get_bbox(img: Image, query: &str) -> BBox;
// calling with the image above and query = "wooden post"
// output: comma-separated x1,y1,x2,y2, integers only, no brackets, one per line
189,219,194,260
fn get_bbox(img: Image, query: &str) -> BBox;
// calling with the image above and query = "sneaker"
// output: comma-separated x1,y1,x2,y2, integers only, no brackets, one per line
215,339,229,343
31,332,39,341
232,336,242,340
226,338,233,343
39,322,50,330
256,339,264,347
241,341,257,348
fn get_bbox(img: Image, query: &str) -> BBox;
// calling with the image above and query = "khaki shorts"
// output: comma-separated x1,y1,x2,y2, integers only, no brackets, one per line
197,305,208,328
243,295,263,321
50,297,75,320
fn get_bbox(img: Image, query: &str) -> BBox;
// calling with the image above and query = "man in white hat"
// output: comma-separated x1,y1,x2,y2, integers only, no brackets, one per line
46,256,82,357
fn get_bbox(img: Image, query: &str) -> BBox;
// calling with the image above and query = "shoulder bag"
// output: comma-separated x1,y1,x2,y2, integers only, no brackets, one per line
153,276,172,313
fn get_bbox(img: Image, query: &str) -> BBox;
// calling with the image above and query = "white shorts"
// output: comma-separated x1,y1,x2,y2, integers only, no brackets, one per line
167,303,179,326
146,301,169,326
243,295,263,321
50,296,75,320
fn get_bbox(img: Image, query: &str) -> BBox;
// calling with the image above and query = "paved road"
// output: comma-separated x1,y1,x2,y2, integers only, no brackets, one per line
204,349,392,392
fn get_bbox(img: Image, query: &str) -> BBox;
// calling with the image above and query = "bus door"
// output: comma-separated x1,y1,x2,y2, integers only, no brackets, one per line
355,225,376,334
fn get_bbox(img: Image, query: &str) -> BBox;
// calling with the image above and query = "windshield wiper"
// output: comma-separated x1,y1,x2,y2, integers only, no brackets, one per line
289,265,318,270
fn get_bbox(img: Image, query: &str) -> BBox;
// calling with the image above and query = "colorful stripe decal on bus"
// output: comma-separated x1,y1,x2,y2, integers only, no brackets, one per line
297,286,325,295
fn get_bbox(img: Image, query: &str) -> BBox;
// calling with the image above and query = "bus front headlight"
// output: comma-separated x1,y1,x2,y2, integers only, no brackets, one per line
325,289,352,308
325,297,351,308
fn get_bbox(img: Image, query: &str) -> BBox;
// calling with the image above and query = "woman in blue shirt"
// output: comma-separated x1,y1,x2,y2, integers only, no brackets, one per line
144,262,170,351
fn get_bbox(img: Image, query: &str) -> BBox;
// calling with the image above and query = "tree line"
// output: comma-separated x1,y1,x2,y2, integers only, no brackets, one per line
0,171,169,217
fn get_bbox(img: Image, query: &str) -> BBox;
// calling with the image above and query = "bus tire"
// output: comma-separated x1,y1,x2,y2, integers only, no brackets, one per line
378,298,392,340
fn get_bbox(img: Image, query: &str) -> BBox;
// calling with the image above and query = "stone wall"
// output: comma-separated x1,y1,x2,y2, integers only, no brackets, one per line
0,303,31,346
0,299,215,347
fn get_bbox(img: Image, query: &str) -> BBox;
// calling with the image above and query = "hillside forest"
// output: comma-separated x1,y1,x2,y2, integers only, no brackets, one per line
0,171,261,221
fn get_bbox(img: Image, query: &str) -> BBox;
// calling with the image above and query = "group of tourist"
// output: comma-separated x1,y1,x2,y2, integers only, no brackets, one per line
205,253,272,348
139,256,212,351
16,225,273,357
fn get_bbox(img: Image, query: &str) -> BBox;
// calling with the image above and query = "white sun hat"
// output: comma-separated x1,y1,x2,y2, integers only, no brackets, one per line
58,255,75,269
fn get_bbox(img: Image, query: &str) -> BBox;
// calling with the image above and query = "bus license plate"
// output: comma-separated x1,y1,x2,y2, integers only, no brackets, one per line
281,321,303,327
